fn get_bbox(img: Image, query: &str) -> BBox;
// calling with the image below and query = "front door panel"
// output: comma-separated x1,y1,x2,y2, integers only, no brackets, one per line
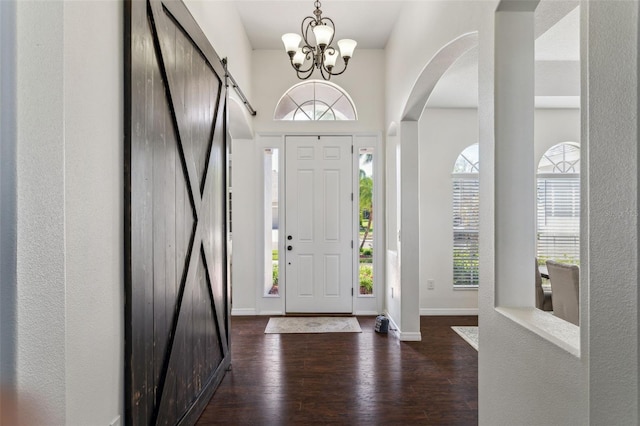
285,136,353,313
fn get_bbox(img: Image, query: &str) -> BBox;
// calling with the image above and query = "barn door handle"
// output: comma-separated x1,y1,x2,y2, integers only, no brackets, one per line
287,245,293,251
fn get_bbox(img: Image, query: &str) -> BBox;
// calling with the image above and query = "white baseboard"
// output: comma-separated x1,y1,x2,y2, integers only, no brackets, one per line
354,310,380,316
399,331,422,341
383,310,422,341
231,308,256,316
420,308,479,316
257,310,284,316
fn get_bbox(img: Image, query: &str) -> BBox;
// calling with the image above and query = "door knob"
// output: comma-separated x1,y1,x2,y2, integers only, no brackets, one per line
287,245,293,251
287,235,292,240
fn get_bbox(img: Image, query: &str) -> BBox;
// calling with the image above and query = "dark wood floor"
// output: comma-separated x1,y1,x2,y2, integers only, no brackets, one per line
197,315,478,425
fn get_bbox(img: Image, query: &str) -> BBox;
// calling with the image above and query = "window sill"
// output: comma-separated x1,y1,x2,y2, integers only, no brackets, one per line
496,307,580,358
453,285,479,291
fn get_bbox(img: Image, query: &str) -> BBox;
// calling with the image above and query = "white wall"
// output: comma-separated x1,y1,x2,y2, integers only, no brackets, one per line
4,1,124,424
252,49,385,134
14,2,66,422
385,2,489,127
418,107,580,315
383,1,492,335
230,137,258,315
185,0,253,103
419,108,479,314
478,4,589,423
584,1,639,422
63,2,123,424
475,1,640,423
478,1,639,424
229,49,386,316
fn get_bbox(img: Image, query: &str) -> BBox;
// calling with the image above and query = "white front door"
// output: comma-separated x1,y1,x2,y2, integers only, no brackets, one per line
284,135,353,313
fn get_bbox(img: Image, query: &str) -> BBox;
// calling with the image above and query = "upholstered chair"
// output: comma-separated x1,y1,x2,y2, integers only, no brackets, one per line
535,259,553,311
546,260,580,325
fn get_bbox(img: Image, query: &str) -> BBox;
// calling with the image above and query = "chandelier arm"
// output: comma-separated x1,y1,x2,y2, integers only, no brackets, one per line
318,65,331,80
301,16,316,46
290,55,315,74
296,66,316,80
322,59,349,77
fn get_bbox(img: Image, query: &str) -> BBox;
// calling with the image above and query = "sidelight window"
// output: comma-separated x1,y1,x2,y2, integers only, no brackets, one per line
263,148,280,297
452,143,479,287
358,148,374,295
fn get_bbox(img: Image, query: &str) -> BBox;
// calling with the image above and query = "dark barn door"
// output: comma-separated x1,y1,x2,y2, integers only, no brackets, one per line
124,0,230,424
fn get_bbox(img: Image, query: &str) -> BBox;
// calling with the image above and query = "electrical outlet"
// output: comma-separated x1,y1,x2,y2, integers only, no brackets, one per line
427,279,435,290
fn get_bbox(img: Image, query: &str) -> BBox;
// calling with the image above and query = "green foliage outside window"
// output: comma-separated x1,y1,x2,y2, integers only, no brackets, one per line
359,264,373,294
453,250,479,286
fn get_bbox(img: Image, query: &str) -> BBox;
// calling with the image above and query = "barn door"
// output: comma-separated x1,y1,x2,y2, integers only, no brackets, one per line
124,0,230,424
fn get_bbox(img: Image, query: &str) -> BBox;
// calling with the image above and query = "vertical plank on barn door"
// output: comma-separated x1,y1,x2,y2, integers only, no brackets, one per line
124,0,230,424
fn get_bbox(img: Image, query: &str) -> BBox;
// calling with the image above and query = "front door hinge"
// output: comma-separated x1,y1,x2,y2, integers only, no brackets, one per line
351,145,354,154
351,193,353,201
351,240,353,248
352,288,354,296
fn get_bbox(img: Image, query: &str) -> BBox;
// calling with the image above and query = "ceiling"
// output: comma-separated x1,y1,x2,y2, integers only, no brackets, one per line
428,5,580,108
232,1,580,109
234,0,404,50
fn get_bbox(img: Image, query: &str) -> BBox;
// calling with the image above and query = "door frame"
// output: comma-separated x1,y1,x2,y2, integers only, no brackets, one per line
253,133,384,316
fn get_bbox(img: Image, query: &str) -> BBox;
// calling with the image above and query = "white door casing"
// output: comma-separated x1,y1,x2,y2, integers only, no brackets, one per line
284,135,353,313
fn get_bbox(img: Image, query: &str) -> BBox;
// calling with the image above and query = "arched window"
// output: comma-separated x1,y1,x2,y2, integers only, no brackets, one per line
452,143,479,287
274,80,357,121
537,142,580,264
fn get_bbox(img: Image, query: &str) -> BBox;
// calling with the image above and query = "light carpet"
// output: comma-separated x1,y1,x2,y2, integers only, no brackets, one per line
451,326,479,351
265,317,362,334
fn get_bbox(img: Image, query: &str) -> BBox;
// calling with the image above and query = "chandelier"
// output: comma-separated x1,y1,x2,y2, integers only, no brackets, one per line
281,0,357,80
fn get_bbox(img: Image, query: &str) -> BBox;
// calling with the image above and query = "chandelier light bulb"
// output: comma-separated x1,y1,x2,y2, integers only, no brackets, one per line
282,33,302,54
292,49,306,67
337,39,357,59
312,24,334,47
324,50,338,69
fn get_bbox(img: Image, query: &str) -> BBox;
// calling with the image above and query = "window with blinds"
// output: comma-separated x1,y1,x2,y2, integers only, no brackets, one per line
536,143,580,264
452,144,479,287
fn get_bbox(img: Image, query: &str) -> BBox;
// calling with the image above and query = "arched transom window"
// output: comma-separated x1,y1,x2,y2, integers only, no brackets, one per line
274,80,357,121
452,143,479,287
537,142,580,264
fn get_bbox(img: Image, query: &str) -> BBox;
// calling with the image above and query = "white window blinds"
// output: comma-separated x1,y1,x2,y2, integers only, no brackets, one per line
536,175,580,263
452,143,480,287
453,176,480,286
536,143,580,264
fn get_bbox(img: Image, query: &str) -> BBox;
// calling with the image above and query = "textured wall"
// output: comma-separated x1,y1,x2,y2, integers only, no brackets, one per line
8,2,124,424
15,2,67,422
585,1,639,422
63,2,123,424
479,3,589,425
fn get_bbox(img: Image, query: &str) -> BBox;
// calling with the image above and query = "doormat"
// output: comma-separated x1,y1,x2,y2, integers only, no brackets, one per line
265,317,362,334
451,326,479,351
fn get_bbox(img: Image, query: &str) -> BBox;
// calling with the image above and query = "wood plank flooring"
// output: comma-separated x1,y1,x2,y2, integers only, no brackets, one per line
197,316,478,425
